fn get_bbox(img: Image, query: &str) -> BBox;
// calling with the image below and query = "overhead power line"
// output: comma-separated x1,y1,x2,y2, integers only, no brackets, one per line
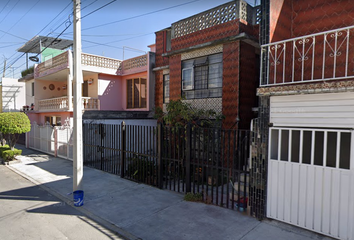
0,0,41,42
1,0,120,77
81,0,117,19
37,1,72,37
81,0,99,11
66,0,201,33
0,0,21,26
83,32,153,49
0,29,28,41
0,1,73,76
0,43,23,49
0,0,11,16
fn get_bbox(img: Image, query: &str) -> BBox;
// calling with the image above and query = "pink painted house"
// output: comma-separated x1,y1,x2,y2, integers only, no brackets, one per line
19,36,155,127
18,36,155,157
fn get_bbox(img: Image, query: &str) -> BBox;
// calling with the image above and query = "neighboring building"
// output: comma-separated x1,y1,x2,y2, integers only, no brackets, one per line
257,0,354,239
18,36,155,158
19,36,155,126
1,77,26,112
154,0,260,129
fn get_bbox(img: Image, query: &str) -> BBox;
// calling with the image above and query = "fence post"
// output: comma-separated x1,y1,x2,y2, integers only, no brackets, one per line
54,127,58,157
99,123,104,170
120,121,126,178
185,123,191,193
157,123,163,189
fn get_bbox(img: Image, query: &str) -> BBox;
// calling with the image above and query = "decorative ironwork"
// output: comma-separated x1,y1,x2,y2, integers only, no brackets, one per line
249,97,269,220
260,26,354,86
83,122,251,212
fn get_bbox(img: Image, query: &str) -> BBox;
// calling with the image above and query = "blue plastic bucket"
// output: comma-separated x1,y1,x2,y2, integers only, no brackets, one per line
73,190,84,207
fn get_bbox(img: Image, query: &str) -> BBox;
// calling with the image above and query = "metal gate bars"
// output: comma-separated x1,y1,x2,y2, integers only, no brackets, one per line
83,122,251,212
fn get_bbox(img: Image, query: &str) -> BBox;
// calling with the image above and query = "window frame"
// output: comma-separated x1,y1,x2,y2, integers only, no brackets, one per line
163,74,170,103
44,116,61,126
269,127,351,170
31,82,35,96
181,53,223,99
126,78,147,109
182,67,194,90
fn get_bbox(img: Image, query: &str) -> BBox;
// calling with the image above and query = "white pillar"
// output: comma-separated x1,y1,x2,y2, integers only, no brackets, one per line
73,0,83,191
67,50,73,111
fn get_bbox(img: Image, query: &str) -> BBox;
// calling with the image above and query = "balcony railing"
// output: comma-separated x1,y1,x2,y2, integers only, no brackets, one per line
38,97,100,112
171,0,259,39
260,26,354,86
35,52,122,79
81,53,121,69
118,54,147,74
35,51,69,78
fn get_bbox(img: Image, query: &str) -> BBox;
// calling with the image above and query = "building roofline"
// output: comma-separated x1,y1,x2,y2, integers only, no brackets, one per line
162,32,259,57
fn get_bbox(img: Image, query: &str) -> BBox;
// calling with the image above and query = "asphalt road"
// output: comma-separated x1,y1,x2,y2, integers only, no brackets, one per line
0,165,123,240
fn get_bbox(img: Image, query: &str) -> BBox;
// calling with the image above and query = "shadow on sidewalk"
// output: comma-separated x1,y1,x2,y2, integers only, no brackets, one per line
0,180,80,216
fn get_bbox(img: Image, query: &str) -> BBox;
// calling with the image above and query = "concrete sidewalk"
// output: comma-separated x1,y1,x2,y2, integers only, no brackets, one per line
7,145,333,240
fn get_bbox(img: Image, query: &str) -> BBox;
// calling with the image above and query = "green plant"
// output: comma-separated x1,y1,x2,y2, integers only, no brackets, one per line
21,66,34,77
0,112,31,150
184,192,203,202
2,148,22,161
126,155,156,183
154,98,224,129
0,145,10,154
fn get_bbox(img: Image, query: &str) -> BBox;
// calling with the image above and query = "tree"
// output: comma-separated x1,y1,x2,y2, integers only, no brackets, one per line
0,112,31,150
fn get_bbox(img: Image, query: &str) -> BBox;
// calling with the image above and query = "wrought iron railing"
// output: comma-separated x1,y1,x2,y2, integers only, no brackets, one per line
171,0,258,39
260,26,354,86
83,122,251,213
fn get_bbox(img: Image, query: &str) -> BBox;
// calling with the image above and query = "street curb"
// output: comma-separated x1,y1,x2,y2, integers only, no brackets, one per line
7,165,142,240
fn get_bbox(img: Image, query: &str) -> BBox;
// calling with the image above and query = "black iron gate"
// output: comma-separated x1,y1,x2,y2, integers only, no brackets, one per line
83,122,251,212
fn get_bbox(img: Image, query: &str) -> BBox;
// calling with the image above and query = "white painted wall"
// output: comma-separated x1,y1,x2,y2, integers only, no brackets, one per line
270,92,354,128
25,80,35,107
2,77,26,112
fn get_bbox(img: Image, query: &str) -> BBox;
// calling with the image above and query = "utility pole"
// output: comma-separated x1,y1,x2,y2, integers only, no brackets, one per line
1,57,6,113
2,58,6,77
73,0,83,191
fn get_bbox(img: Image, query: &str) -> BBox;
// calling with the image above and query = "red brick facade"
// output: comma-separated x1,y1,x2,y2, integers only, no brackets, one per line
239,41,259,130
155,70,163,109
270,0,354,42
222,41,240,129
169,55,182,101
154,10,259,130
266,0,354,86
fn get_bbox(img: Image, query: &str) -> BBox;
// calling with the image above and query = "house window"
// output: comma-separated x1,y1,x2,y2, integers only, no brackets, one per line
45,116,61,126
163,74,170,103
127,78,147,109
181,53,223,99
31,82,34,96
270,128,351,170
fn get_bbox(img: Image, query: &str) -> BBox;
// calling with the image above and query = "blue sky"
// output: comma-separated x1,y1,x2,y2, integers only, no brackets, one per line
0,0,259,78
